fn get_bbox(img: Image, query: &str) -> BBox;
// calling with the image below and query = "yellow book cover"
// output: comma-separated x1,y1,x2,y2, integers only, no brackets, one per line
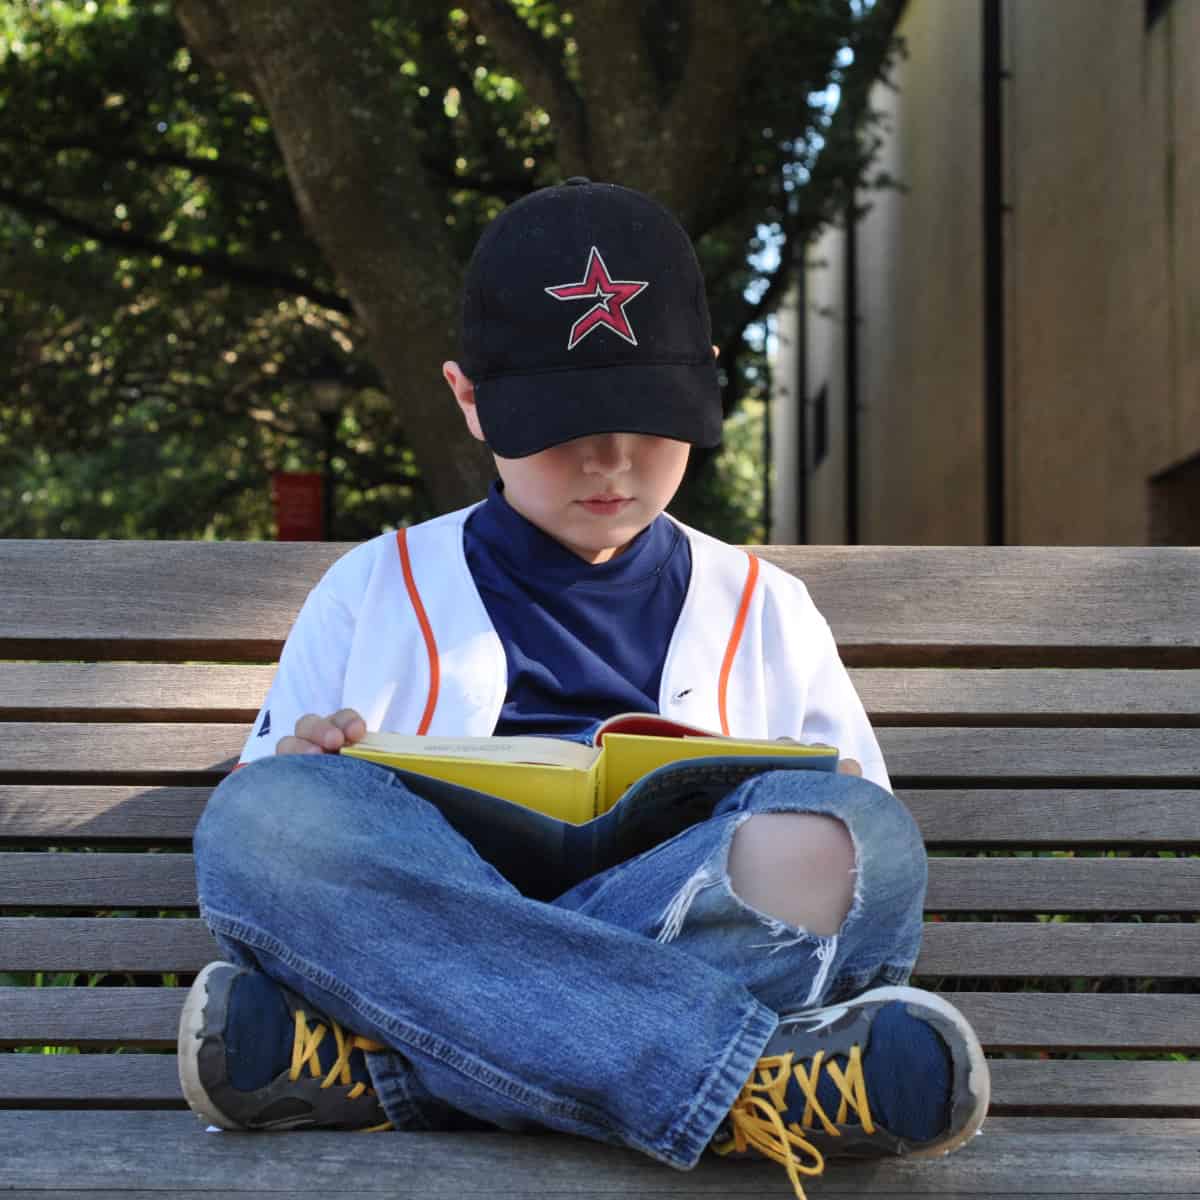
341,714,837,826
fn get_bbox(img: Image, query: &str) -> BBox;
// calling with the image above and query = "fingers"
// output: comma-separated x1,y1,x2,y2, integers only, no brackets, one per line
837,757,863,777
278,709,367,755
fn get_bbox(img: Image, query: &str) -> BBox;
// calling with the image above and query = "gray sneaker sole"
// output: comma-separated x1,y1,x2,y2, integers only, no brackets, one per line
177,961,248,1130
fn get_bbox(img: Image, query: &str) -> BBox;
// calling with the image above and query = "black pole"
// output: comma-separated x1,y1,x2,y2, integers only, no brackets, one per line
320,408,338,541
982,0,1006,544
762,353,773,543
844,193,859,545
795,260,809,544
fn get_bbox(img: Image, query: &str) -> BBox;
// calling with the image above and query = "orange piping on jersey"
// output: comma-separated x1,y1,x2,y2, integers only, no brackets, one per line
396,528,440,734
717,552,760,736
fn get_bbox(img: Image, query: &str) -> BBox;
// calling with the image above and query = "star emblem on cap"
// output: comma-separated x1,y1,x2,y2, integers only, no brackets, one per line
544,247,649,351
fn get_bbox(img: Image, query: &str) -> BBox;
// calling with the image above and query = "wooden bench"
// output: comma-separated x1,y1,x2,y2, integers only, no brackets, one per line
1,539,1197,1197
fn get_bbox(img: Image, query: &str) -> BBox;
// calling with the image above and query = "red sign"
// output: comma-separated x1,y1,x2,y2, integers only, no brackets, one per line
271,472,324,541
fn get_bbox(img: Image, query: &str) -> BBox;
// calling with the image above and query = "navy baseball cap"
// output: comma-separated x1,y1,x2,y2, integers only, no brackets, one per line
460,178,723,458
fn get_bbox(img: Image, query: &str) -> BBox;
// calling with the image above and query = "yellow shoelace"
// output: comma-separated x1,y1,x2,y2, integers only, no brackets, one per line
714,1046,874,1200
290,1009,394,1132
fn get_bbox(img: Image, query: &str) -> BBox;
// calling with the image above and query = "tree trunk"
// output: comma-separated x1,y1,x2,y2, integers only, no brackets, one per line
176,0,493,513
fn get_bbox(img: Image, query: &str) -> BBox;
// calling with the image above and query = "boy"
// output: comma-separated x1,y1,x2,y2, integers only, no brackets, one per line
179,179,989,1200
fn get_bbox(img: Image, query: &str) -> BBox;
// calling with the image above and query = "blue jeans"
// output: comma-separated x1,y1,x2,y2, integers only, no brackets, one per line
194,754,926,1169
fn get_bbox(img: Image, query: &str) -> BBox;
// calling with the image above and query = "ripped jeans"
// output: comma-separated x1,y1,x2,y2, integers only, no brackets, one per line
194,753,927,1170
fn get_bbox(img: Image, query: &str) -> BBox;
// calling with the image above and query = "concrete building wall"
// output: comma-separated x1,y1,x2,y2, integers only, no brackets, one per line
1173,0,1200,463
1005,0,1193,543
1172,0,1200,465
855,0,986,544
777,0,1199,545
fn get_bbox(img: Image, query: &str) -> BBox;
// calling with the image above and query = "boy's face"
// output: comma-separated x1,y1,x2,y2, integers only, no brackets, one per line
445,362,690,564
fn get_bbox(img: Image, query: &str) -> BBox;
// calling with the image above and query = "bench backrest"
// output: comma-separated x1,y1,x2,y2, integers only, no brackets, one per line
1,540,1197,1116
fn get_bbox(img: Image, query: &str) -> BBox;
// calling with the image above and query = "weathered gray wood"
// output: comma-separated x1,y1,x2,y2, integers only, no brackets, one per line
6,918,1196,978
0,663,273,721
4,784,1195,846
4,722,1199,782
4,853,1195,912
0,1112,1197,1197
0,724,242,778
0,540,339,662
9,662,1200,724
4,987,1195,1053
852,668,1200,723
0,918,220,971
877,727,1200,780
921,857,1200,912
0,853,200,909
906,790,1200,846
0,786,208,842
915,920,1200,978
943,992,1200,1050
3,542,1198,663
2,1052,1198,1112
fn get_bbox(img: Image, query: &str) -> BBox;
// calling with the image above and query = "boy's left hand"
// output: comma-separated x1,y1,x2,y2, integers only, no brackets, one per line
776,736,861,777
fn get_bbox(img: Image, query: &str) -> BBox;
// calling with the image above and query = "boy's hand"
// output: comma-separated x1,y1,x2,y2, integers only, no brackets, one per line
776,736,861,777
277,709,367,755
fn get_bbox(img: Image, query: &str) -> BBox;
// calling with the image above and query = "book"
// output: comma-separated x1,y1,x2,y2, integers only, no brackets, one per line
341,714,838,897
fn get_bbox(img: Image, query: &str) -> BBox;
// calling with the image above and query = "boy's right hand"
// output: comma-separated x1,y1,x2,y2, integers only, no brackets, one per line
276,709,367,755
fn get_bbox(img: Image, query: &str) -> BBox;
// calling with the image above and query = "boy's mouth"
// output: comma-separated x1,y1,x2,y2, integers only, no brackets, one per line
579,494,632,515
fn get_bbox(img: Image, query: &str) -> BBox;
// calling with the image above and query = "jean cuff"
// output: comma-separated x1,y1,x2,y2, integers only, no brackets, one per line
653,997,778,1168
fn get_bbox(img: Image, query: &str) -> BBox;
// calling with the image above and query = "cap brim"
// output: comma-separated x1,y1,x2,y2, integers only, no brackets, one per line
474,361,723,458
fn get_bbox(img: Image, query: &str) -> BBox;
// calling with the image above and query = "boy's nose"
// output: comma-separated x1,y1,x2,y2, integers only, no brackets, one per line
581,433,633,473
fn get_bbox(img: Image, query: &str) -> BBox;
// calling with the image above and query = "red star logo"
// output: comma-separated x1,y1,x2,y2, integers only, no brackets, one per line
544,247,649,350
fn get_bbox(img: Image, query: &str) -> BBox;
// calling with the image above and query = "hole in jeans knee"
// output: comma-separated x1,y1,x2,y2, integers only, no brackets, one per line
727,812,857,938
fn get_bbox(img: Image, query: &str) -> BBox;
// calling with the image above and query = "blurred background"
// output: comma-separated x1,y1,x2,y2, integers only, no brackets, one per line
0,0,1195,546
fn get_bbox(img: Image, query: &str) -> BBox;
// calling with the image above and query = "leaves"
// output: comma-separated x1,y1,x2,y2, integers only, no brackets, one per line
2,0,904,537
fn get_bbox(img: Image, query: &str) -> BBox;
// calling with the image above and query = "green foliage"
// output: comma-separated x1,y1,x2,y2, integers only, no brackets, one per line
0,0,899,539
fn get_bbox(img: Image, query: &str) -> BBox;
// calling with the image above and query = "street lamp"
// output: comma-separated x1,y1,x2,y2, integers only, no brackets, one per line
312,379,342,541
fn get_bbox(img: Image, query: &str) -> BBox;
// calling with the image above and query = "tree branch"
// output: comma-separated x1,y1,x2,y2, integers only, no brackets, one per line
173,0,258,95
0,184,351,312
3,133,291,199
719,0,907,360
458,0,589,175
569,0,661,182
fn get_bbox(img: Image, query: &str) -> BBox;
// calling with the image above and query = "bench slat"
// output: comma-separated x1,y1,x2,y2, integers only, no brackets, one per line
0,664,273,721
1,1053,1196,1114
0,1111,1196,1198
3,723,1198,781
853,668,1200,724
6,663,1199,725
905,790,1200,846
879,727,1200,780
4,785,1196,847
4,542,1198,663
3,988,1195,1052
915,920,1200,977
4,918,1195,977
0,786,207,841
2,854,1196,912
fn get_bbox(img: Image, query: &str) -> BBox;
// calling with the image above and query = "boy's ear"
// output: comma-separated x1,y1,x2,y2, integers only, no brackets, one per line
443,361,486,443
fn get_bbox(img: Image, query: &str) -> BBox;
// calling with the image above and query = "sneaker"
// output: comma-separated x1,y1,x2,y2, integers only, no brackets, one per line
177,961,393,1131
712,986,989,1199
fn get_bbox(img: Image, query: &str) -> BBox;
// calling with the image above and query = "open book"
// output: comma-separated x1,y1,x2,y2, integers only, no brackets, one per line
341,714,838,897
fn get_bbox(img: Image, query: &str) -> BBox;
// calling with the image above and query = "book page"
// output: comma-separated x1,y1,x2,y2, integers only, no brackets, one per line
350,732,599,770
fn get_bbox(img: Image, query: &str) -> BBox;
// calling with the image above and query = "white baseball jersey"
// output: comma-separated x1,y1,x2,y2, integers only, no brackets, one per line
241,504,890,792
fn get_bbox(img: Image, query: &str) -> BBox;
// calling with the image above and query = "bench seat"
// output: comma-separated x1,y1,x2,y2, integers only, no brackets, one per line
2,540,1197,1197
